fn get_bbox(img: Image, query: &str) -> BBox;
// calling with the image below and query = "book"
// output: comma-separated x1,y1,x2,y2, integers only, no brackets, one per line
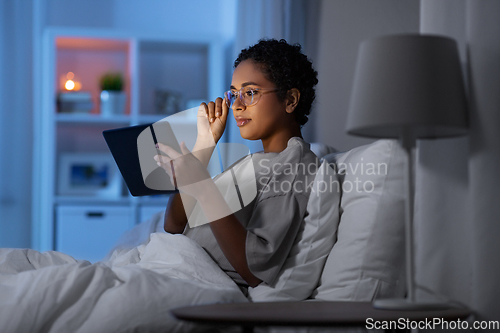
57,92,94,113
58,91,92,101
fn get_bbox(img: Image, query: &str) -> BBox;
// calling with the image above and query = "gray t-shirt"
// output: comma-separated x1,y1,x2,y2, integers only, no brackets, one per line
183,137,319,287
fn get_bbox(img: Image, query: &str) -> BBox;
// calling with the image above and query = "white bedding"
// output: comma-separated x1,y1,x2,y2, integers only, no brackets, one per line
0,232,247,333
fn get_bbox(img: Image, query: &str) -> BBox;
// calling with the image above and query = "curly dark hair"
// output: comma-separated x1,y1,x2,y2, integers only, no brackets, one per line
234,39,318,126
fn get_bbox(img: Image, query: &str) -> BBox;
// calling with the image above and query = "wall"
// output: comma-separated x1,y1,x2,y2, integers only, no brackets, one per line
314,0,420,151
44,0,236,38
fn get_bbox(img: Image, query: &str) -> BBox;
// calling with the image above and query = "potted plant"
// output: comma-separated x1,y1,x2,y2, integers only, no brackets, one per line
99,72,126,116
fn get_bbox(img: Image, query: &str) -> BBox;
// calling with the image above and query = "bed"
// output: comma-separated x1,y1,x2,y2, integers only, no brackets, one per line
0,139,406,332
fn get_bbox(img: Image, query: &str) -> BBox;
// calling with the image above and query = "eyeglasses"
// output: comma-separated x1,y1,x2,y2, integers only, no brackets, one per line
224,87,278,109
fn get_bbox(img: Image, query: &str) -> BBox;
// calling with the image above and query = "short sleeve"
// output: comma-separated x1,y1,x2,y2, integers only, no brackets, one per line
245,191,309,285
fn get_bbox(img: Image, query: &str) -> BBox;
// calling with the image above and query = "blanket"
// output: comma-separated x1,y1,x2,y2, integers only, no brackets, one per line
0,232,247,333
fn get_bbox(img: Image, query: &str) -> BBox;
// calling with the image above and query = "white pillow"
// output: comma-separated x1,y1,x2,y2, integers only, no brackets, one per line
312,139,406,301
309,142,338,159
248,161,341,301
104,210,165,259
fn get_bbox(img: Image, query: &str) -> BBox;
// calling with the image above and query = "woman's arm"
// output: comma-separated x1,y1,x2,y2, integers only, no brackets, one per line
165,178,262,286
195,179,262,287
157,143,262,287
163,193,188,234
158,97,261,286
163,98,227,233
163,143,215,234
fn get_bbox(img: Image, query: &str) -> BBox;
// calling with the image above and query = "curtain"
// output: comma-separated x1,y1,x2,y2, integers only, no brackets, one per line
416,0,500,321
467,0,500,321
0,0,33,248
415,0,473,308
227,0,319,153
0,1,5,228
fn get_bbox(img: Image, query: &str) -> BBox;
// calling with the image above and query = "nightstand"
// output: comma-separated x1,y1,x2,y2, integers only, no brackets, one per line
172,301,472,332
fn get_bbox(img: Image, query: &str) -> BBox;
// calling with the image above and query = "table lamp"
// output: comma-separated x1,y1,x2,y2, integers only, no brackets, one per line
346,34,468,310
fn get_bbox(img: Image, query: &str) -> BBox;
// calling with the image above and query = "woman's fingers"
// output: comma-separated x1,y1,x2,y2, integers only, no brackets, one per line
207,98,224,123
179,141,191,155
155,142,192,169
207,101,216,123
156,143,182,159
153,154,176,187
154,143,182,180
199,102,207,118
153,154,174,186
219,96,229,125
214,97,223,119
153,153,171,168
199,98,225,123
196,98,227,144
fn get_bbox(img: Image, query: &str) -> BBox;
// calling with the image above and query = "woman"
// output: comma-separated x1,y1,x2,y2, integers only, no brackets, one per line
154,39,319,291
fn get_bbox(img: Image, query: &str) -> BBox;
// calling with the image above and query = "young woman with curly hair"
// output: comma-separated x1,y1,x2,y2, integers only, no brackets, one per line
155,38,319,291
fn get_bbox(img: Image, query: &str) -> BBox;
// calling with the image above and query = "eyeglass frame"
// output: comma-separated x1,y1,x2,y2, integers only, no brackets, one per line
224,87,279,109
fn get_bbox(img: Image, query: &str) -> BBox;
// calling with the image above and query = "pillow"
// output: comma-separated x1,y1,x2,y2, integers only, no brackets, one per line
311,139,406,301
248,161,341,301
104,210,165,259
309,142,338,159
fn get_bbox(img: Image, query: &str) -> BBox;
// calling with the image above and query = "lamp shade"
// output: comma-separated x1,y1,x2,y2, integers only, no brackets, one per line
346,34,468,138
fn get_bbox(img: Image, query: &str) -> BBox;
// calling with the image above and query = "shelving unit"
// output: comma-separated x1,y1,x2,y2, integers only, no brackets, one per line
32,28,225,259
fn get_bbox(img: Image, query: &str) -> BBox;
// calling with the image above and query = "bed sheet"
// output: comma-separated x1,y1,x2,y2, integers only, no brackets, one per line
0,232,247,333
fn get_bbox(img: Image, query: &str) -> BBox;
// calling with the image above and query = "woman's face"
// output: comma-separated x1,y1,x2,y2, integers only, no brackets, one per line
230,60,296,147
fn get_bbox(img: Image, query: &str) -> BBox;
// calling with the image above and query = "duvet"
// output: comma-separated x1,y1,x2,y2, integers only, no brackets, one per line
0,232,247,333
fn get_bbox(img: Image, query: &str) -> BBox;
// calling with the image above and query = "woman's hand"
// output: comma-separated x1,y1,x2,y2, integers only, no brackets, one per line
196,97,229,147
154,141,212,200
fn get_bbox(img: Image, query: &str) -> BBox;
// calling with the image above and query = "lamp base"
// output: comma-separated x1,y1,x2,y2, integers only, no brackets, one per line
373,298,457,311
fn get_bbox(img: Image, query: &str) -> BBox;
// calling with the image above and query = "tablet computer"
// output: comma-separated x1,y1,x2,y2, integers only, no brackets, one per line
103,121,181,196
